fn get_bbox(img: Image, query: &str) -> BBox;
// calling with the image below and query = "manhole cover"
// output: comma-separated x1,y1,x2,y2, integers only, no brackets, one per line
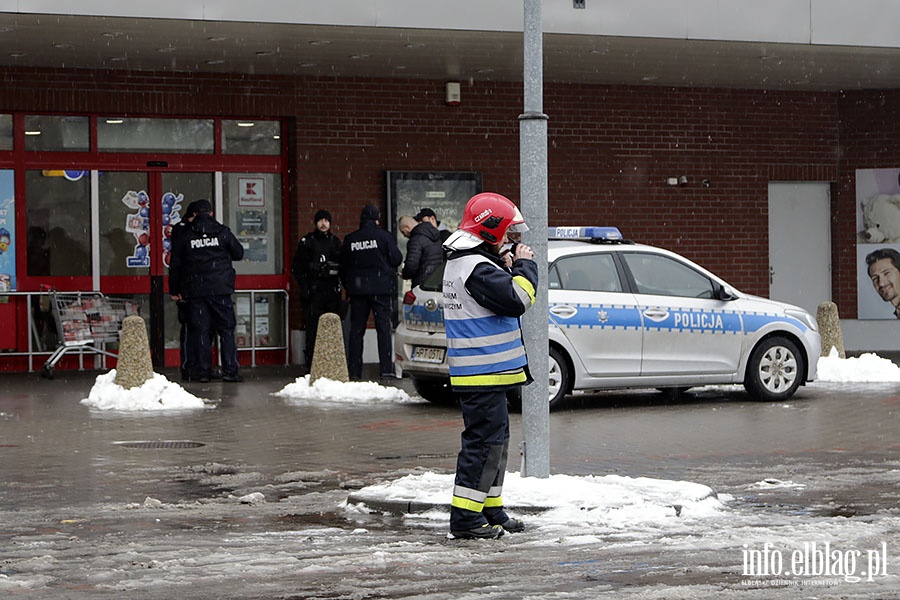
113,440,206,449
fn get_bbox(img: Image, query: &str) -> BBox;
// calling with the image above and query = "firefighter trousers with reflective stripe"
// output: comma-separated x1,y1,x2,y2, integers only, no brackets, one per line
450,389,512,532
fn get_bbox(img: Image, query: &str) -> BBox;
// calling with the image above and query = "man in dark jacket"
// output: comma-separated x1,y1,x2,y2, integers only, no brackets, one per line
415,207,452,243
291,209,342,368
169,199,203,381
169,199,245,383
401,215,444,288
340,204,403,380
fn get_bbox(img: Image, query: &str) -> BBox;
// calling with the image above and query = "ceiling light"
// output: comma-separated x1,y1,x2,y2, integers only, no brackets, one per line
350,54,371,60
308,40,331,46
206,59,225,65
105,119,124,124
476,68,494,74
207,36,227,42
273,135,281,140
237,122,255,127
255,50,275,57
404,43,425,49
108,56,128,62
102,32,123,38
641,75,658,82
299,62,317,68
9,52,26,58
53,43,73,49
25,131,41,136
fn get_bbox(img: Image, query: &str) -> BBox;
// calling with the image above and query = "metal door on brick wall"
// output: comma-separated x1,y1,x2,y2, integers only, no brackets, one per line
768,182,832,316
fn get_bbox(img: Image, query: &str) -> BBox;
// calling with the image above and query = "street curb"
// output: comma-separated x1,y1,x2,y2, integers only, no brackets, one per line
346,493,552,516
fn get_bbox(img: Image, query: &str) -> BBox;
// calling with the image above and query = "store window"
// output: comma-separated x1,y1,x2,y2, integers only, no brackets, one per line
234,291,286,349
25,169,91,276
224,172,283,275
98,172,151,276
0,114,12,150
97,117,214,153
222,120,281,155
24,115,89,152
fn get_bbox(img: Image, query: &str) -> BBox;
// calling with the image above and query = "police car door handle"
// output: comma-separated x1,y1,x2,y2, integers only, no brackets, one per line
642,308,669,322
549,305,577,318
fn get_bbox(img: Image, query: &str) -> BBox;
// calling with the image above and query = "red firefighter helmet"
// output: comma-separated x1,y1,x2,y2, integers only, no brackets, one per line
457,192,527,245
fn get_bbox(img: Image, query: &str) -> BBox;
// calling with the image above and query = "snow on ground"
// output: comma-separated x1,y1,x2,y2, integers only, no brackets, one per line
816,348,900,382
78,352,900,530
80,369,208,410
81,350,900,412
273,374,415,405
348,470,725,528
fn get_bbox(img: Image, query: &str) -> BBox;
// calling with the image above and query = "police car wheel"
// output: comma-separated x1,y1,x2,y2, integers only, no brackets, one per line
549,347,570,410
411,377,457,405
744,336,805,402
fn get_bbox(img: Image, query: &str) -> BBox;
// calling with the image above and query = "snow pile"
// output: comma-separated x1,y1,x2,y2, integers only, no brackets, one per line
816,348,900,382
350,471,723,527
80,370,208,411
274,375,416,405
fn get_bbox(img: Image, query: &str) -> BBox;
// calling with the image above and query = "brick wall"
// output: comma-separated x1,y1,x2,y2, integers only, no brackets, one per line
1,67,850,325
836,90,900,318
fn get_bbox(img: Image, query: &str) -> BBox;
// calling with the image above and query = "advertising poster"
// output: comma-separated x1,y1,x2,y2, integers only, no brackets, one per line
856,168,900,319
0,170,15,291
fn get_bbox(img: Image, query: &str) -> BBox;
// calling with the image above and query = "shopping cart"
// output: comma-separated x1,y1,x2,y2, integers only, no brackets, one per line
41,291,142,379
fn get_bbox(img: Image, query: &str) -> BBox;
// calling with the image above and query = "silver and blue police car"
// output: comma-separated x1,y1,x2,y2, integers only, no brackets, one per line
395,227,821,409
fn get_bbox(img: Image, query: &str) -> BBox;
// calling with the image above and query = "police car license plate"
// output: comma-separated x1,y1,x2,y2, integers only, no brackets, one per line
412,346,445,363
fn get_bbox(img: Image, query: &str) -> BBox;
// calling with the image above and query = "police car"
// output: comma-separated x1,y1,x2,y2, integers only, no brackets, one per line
394,226,821,409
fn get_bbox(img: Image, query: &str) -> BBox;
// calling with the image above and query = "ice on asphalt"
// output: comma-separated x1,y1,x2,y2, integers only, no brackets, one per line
77,352,900,529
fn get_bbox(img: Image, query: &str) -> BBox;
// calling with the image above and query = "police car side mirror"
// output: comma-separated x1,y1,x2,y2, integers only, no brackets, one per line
713,283,738,301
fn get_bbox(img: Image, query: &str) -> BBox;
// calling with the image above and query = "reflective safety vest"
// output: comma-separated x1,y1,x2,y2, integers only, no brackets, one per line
443,253,528,388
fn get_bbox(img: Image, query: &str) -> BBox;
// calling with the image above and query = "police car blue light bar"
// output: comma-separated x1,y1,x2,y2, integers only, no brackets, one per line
548,226,623,241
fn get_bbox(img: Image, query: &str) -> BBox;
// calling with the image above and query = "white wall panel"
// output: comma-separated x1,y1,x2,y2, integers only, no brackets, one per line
5,0,900,51
687,0,810,43
544,0,688,38
9,0,204,19
812,0,900,47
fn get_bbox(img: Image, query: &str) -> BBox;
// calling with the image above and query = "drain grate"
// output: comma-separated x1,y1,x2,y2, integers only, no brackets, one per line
113,440,206,449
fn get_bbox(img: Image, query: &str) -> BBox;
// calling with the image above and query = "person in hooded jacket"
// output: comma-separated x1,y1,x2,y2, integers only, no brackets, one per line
169,199,245,383
291,209,342,368
400,215,444,288
169,199,203,381
340,204,403,380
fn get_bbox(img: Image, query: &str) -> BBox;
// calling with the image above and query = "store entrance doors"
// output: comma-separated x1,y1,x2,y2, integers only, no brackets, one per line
98,171,214,365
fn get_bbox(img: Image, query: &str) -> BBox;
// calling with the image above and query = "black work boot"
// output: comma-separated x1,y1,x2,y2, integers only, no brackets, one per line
449,524,504,540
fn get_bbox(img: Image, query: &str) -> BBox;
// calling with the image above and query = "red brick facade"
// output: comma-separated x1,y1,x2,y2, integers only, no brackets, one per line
2,67,884,322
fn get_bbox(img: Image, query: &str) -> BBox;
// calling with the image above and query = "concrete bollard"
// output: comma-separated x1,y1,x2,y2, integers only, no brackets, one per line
816,301,845,358
114,315,155,389
309,312,349,385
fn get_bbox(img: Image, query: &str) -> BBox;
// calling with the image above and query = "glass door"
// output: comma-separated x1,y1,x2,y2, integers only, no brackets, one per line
98,171,213,366
159,172,214,366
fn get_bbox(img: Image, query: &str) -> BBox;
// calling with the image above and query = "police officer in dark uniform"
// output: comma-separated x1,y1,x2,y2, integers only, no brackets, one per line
169,199,202,381
168,199,245,383
291,209,342,368
340,204,402,380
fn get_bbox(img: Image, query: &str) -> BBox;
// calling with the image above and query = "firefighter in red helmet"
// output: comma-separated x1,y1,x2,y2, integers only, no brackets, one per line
442,192,537,539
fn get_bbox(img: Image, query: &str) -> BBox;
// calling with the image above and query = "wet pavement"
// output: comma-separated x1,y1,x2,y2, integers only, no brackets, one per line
1,367,900,599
